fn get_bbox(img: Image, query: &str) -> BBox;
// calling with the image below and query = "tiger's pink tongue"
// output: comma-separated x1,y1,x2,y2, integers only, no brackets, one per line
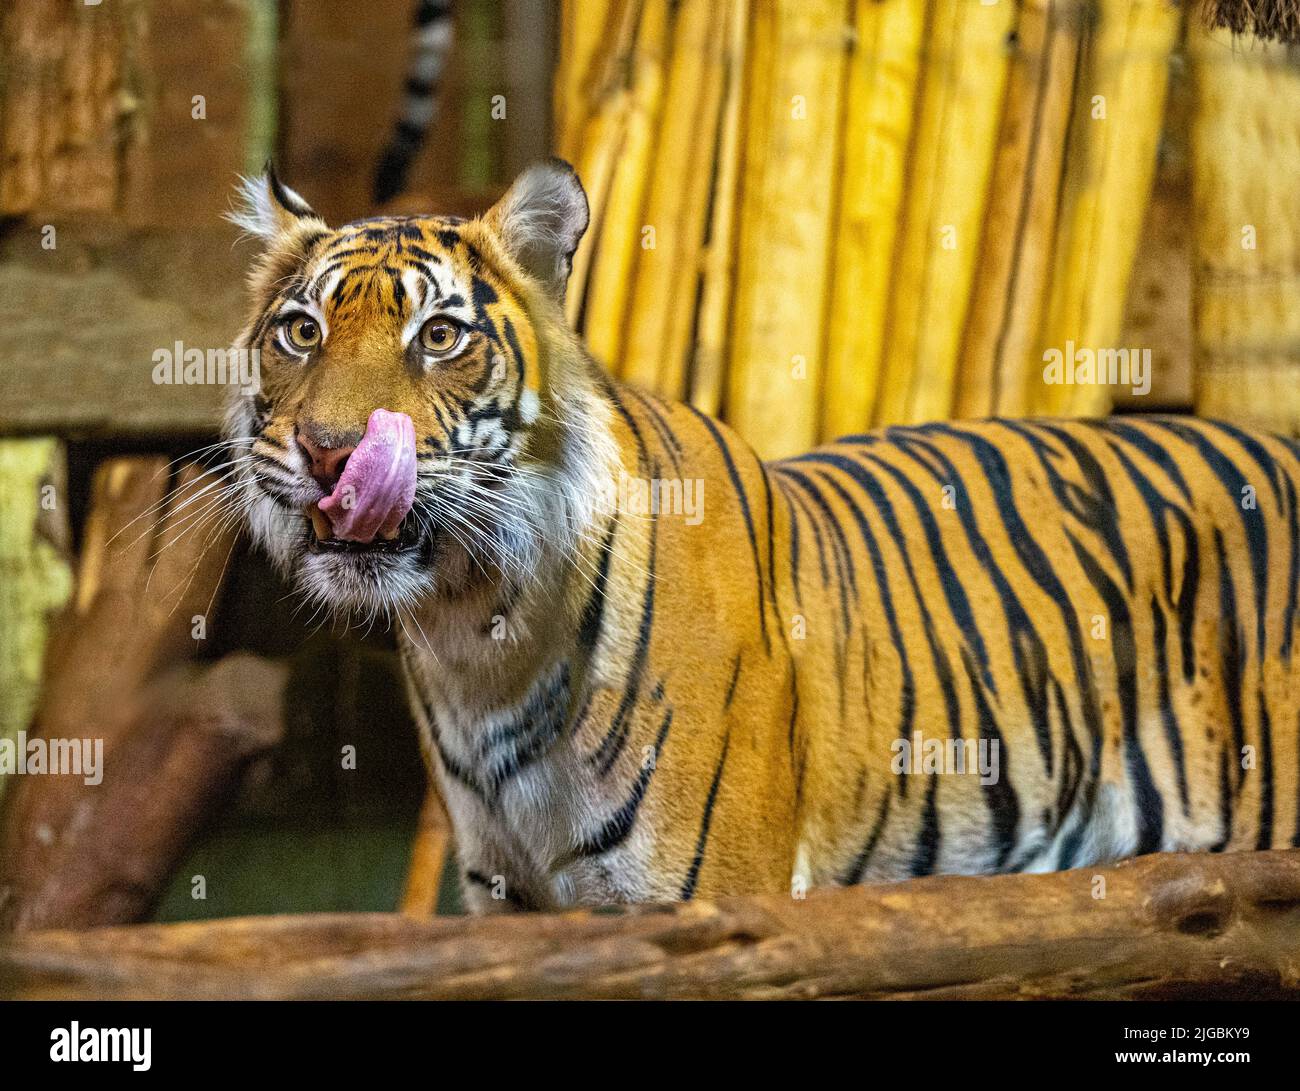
317,409,417,543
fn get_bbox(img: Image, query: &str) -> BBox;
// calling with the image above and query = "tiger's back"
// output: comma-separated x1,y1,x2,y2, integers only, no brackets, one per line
602,401,1300,897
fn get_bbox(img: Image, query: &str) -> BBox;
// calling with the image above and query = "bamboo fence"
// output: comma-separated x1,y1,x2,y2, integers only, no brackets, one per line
554,0,1297,457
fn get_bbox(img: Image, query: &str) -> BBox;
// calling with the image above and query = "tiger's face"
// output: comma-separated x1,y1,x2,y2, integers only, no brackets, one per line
223,161,596,619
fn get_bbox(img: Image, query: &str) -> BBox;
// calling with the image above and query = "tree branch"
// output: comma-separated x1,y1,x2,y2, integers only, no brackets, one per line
4,849,1298,1000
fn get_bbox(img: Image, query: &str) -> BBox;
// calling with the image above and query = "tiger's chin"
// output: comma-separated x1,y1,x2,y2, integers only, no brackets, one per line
245,490,441,619
295,546,440,619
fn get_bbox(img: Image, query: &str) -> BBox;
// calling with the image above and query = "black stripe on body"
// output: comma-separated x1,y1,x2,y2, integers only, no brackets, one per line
575,708,674,858
812,446,1021,866
889,431,1059,776
1149,595,1191,816
774,476,806,609
1008,421,1134,593
1102,434,1201,685
1065,529,1163,856
626,389,685,478
779,466,916,799
841,792,892,885
1256,694,1274,849
925,424,1107,809
776,469,851,638
860,448,997,695
912,775,941,876
589,510,658,775
959,646,1019,869
800,454,965,748
724,654,743,707
1215,528,1247,791
683,404,772,652
679,729,732,900
1156,420,1269,659
578,517,618,654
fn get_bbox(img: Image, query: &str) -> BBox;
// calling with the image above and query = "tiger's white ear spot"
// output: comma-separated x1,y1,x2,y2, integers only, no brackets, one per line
228,168,321,241
484,159,588,301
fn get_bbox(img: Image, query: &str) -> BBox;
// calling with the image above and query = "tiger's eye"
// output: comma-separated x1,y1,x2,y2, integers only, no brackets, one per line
284,315,320,351
420,319,463,355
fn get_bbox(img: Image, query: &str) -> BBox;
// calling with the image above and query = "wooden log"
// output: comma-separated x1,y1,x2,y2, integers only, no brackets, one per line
0,654,289,932
2,849,1298,1000
0,457,246,931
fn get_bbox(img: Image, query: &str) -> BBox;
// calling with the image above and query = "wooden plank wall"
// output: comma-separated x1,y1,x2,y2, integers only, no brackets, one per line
0,0,555,440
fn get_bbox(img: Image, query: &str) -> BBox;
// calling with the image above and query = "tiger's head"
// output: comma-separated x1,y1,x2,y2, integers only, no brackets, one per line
223,160,614,620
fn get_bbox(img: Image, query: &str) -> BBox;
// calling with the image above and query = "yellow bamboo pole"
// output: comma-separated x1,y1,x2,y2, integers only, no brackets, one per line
1030,0,1180,416
566,92,632,331
581,0,672,367
0,439,72,806
820,0,926,440
555,0,634,160
956,0,1084,418
873,0,1016,427
561,5,645,332
690,0,750,417
620,0,729,396
728,0,850,459
657,1,732,398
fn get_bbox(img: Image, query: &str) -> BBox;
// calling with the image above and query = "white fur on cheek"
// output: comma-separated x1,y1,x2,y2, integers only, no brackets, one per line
519,388,540,426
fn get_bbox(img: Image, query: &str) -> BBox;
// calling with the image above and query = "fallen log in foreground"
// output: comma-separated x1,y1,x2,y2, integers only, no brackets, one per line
3,849,1299,1000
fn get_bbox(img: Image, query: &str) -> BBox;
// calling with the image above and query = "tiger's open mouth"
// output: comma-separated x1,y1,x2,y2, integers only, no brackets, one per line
303,502,424,555
301,407,419,557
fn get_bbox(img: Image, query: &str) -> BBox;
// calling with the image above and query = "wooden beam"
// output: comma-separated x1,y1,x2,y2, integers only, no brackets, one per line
4,849,1298,999
0,222,247,440
120,0,251,227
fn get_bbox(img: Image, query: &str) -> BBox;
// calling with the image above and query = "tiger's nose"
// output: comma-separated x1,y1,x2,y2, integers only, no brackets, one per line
296,427,358,493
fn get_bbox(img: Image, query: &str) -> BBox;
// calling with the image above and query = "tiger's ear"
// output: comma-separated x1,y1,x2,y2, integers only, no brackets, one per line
228,165,325,241
484,159,588,302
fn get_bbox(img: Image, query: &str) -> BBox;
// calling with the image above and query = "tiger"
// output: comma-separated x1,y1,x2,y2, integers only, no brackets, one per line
224,158,1300,913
